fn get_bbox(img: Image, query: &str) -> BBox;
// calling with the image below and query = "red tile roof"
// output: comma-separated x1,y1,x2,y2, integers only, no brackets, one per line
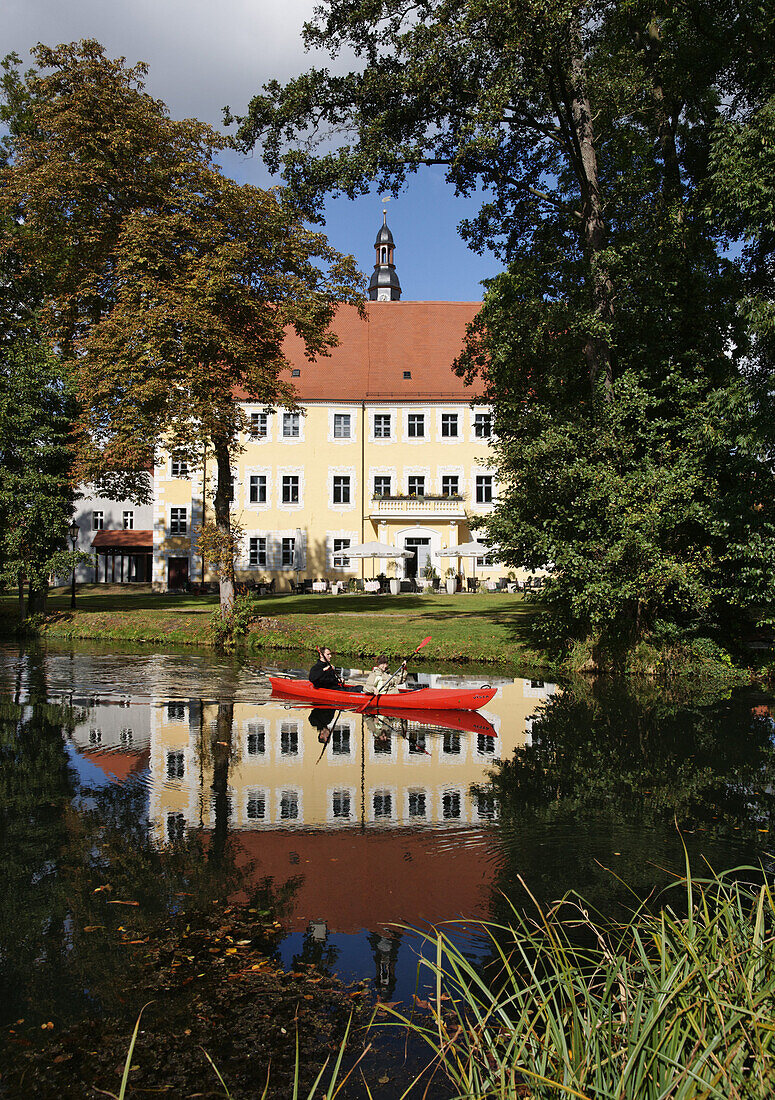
91,530,153,549
244,302,483,402
80,748,150,782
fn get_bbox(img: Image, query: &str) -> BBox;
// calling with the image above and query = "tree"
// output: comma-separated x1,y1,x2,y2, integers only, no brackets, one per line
0,336,82,615
234,0,775,658
1,42,364,613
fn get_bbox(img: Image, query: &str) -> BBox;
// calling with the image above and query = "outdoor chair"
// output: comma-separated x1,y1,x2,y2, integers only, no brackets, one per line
467,577,479,593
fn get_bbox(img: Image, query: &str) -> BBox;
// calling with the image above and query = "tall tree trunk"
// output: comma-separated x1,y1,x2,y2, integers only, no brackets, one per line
568,20,615,403
17,572,25,619
213,436,235,614
28,583,48,614
209,700,233,866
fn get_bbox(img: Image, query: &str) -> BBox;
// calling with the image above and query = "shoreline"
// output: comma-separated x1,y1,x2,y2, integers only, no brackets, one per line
0,587,766,686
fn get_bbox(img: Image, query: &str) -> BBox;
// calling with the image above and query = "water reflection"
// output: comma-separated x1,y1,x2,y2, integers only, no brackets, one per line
3,641,775,1044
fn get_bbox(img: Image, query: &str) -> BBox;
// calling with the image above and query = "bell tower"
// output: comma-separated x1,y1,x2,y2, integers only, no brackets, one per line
368,211,402,301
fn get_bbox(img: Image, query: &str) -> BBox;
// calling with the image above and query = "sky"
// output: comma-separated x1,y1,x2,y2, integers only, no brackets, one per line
3,0,501,301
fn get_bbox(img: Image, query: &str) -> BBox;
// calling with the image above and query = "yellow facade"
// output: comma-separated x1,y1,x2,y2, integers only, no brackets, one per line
150,398,533,590
147,675,556,840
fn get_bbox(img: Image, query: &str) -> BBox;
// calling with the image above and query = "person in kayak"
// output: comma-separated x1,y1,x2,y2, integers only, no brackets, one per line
365,655,406,694
309,707,337,744
309,647,363,692
309,647,341,689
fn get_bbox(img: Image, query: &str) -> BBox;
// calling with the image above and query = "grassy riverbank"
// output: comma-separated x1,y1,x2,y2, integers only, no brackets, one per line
0,585,551,671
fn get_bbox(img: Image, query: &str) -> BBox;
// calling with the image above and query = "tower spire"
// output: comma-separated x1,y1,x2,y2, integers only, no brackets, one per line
368,209,401,301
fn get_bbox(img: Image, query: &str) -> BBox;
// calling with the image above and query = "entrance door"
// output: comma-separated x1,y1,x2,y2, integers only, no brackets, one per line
168,557,189,590
404,538,431,579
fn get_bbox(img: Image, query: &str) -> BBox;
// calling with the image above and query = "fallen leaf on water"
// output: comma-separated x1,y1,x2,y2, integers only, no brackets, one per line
107,900,140,907
412,997,431,1010
379,1076,390,1085
83,925,104,933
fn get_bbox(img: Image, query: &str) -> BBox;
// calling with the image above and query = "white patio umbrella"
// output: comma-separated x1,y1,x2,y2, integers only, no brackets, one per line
437,540,492,582
345,540,415,580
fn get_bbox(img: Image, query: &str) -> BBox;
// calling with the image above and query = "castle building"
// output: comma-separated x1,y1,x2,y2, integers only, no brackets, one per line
152,216,504,591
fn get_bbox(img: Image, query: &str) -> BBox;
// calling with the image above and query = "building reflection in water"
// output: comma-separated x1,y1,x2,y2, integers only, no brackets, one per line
67,674,555,997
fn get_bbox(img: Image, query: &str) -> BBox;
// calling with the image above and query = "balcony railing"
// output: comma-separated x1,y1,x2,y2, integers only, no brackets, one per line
369,494,467,519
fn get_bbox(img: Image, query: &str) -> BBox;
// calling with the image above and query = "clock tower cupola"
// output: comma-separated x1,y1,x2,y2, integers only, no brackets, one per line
368,211,402,301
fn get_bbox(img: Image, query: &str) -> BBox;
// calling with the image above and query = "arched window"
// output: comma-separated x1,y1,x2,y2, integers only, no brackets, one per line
380,246,388,263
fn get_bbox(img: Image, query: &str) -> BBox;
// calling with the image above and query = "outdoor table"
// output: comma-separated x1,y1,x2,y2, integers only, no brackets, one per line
312,581,328,593
364,580,380,593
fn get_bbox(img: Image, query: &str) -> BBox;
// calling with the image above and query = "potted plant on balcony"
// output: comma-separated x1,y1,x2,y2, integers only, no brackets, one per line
386,560,401,595
445,566,457,595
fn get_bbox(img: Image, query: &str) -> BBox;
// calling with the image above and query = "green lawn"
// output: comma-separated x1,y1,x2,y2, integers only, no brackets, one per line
0,584,550,671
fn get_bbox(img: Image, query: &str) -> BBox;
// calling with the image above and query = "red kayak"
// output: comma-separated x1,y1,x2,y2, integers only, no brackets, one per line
360,705,497,737
269,677,497,712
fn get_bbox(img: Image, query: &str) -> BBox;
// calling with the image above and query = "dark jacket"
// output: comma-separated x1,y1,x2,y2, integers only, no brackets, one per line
308,707,336,732
309,659,340,689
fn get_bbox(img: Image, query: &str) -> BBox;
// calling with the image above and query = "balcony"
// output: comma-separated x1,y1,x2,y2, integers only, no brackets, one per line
369,494,467,521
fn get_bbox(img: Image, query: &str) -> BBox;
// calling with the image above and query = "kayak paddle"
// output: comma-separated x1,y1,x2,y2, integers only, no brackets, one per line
356,636,432,711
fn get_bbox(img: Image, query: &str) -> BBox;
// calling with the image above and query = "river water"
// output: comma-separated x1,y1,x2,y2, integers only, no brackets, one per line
2,640,774,1093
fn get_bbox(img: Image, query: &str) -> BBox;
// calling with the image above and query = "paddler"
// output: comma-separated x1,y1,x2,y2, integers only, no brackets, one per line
365,655,406,694
309,646,340,689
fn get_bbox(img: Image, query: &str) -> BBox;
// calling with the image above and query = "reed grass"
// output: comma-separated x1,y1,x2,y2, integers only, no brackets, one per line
395,863,775,1099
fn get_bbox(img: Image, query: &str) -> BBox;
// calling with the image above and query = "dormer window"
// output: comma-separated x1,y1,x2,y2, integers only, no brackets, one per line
403,370,412,379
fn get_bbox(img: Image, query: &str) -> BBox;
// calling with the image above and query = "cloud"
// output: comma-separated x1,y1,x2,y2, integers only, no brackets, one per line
2,0,337,126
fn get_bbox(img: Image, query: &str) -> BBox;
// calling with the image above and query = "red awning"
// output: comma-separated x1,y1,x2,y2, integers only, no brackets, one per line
91,530,153,549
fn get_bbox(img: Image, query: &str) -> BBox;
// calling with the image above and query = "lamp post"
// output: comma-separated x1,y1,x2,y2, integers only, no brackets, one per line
68,520,79,609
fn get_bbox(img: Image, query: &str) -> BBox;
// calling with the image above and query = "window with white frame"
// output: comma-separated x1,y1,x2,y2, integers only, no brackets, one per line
373,475,391,497
474,412,492,438
281,536,296,567
166,812,186,842
332,475,351,504
280,723,299,756
332,727,350,755
92,511,103,531
167,702,186,721
407,413,425,438
333,538,350,568
475,475,493,504
281,475,299,504
332,790,351,818
442,790,462,819
170,507,187,534
171,455,188,478
246,723,266,756
408,475,425,497
166,751,185,780
249,475,267,504
280,790,299,819
250,412,268,439
333,413,351,438
441,475,459,497
373,790,392,818
246,790,266,820
282,412,300,438
441,412,458,437
476,543,495,567
374,413,391,438
123,510,134,530
477,733,496,756
249,537,267,568
443,732,461,755
408,790,427,817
